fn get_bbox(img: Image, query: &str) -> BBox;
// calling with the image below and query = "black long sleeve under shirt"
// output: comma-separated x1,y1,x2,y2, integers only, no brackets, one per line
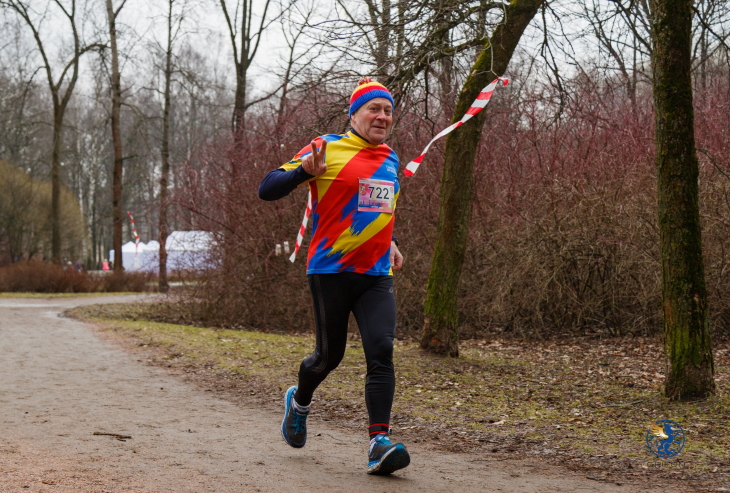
258,164,313,201
259,129,375,201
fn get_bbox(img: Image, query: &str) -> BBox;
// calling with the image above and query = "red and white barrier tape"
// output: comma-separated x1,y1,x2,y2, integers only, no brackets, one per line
127,211,140,255
289,191,312,263
404,77,509,176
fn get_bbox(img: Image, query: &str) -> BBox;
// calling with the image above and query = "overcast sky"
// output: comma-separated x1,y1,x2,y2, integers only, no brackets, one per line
1,0,312,99
2,0,673,107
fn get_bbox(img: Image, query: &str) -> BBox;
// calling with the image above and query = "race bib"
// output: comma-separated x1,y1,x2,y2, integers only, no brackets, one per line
358,178,395,213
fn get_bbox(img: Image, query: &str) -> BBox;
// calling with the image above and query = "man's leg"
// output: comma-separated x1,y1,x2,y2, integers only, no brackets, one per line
352,275,409,474
294,273,355,406
283,274,355,448
352,275,396,434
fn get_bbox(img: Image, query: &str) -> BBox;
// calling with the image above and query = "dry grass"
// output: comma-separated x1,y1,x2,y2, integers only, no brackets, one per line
70,302,730,491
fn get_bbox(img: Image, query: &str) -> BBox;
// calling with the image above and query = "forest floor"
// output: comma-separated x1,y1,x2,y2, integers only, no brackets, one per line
62,300,730,492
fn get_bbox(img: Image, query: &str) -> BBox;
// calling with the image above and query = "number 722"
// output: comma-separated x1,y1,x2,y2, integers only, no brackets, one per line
368,186,390,200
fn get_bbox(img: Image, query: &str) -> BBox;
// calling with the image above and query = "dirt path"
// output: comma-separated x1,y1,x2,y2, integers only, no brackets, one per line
0,296,666,493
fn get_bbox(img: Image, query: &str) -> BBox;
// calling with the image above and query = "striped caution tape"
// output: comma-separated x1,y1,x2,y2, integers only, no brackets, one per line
289,191,312,263
404,77,509,176
127,211,140,255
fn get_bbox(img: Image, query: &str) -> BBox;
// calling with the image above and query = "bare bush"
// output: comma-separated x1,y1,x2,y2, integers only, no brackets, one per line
0,261,152,293
170,65,730,340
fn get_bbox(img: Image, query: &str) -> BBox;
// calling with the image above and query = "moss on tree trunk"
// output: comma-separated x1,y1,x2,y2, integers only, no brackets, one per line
650,0,715,400
421,0,545,357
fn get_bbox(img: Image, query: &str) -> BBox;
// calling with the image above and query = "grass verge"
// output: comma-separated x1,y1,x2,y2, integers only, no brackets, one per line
70,303,730,491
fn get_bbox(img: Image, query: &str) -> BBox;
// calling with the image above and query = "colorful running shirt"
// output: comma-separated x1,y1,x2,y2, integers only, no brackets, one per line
280,131,400,275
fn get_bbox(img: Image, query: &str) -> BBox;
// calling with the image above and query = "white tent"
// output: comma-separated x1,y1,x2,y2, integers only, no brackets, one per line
109,231,214,272
108,241,146,271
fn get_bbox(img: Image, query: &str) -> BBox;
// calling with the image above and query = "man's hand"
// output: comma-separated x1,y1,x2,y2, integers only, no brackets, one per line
390,242,403,271
301,139,327,176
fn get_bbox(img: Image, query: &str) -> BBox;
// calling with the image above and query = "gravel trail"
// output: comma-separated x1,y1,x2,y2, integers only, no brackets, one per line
0,296,660,492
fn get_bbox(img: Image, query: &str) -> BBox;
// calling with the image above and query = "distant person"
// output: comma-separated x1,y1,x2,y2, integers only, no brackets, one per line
259,78,408,475
102,259,110,271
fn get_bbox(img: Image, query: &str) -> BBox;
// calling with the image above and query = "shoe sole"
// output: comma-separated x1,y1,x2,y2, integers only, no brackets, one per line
281,386,305,448
367,445,410,475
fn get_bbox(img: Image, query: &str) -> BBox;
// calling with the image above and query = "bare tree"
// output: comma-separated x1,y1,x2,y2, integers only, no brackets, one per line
1,0,101,263
692,0,730,89
217,0,276,154
0,21,48,175
106,0,128,272
580,0,652,109
273,0,321,145
421,0,546,357
650,0,714,400
578,0,729,109
156,0,194,292
286,0,530,158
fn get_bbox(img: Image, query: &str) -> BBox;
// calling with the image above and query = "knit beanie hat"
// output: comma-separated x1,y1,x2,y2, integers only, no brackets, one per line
349,78,395,116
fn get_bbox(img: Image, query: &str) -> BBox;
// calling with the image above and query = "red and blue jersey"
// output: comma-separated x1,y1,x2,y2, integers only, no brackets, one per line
280,132,400,275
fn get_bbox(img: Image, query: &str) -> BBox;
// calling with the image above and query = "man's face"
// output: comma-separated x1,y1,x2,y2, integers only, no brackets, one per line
351,97,393,144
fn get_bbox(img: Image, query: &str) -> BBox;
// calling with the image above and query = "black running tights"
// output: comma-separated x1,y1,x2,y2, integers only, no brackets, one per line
294,273,396,428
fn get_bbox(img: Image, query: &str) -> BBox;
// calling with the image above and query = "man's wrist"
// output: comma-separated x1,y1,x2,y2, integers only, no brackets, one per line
296,164,315,179
391,235,399,247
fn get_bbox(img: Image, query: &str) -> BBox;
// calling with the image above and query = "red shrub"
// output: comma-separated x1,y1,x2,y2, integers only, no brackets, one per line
0,261,153,293
171,68,730,339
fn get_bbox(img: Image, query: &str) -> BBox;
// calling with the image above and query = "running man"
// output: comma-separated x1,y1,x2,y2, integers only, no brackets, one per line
258,78,409,475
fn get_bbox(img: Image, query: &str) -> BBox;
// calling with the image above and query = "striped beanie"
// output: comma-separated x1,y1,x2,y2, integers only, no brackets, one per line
349,78,395,116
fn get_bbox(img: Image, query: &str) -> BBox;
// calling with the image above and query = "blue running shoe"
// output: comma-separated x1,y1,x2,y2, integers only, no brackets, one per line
281,386,308,448
367,433,410,475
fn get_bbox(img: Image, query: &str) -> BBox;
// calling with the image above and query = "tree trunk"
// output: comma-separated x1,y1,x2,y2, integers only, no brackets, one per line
217,0,272,179
51,105,62,264
650,0,715,400
6,0,89,266
421,0,544,356
232,64,247,135
159,0,174,293
231,64,246,180
107,0,124,273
